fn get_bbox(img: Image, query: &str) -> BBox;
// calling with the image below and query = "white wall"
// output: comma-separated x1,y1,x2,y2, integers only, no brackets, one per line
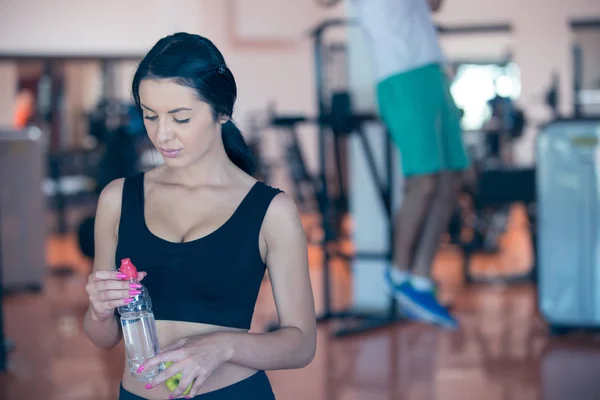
0,0,203,56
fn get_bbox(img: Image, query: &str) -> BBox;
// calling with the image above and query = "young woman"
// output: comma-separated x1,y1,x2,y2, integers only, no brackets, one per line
83,32,317,399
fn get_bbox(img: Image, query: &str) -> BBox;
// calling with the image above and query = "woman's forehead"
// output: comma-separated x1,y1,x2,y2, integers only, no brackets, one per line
139,79,200,109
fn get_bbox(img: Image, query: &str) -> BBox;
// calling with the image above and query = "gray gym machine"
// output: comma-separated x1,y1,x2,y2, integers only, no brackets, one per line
0,127,47,372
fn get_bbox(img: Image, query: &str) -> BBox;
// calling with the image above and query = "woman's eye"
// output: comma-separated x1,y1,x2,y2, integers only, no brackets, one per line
174,118,190,124
144,115,158,121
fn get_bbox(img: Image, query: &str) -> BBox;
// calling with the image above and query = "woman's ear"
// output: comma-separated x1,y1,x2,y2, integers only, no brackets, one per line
217,115,230,125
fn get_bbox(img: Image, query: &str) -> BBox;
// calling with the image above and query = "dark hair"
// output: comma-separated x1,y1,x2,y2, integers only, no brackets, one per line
131,32,255,175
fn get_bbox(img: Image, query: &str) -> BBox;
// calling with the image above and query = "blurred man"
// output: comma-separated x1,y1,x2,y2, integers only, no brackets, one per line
351,0,470,329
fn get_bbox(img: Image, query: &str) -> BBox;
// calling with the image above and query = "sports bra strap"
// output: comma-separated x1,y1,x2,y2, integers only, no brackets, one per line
118,172,144,239
234,182,283,238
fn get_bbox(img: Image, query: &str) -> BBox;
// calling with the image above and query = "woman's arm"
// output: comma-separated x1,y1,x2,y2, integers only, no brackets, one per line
217,192,317,369
82,179,125,349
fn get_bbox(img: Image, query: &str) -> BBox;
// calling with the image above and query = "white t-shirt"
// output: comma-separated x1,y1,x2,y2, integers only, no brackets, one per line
351,0,445,82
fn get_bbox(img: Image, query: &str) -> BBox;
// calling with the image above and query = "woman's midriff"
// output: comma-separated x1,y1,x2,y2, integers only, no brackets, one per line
121,320,258,399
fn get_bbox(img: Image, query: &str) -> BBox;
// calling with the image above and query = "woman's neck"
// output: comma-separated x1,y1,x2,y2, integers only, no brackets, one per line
161,148,237,188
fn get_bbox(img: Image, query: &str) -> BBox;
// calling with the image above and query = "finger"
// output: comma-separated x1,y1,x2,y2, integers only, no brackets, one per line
146,361,182,389
137,271,147,281
170,371,198,399
92,270,127,282
98,297,134,311
140,349,186,372
95,280,142,292
99,289,141,302
187,375,208,398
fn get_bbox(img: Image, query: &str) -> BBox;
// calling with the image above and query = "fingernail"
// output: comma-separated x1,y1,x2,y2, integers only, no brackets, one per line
117,273,127,279
130,283,142,288
145,383,152,389
137,365,145,373
129,290,141,295
169,396,174,399
124,298,133,304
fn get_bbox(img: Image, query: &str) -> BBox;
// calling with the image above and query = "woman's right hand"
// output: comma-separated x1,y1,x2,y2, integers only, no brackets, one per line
86,270,148,321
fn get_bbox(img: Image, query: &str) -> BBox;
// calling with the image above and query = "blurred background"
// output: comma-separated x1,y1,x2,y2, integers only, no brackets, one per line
1,0,600,399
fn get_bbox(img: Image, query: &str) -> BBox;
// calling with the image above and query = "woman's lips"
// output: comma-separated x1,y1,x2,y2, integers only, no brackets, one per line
159,148,182,158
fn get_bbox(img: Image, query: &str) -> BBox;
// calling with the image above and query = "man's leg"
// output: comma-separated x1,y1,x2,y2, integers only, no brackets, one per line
410,62,471,277
392,174,437,271
411,171,463,277
386,172,462,329
376,70,440,275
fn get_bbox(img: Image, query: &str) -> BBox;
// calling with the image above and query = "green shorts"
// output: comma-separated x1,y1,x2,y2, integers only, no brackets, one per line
376,63,470,177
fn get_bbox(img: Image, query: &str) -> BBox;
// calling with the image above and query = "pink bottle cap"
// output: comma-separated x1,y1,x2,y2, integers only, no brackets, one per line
119,258,138,280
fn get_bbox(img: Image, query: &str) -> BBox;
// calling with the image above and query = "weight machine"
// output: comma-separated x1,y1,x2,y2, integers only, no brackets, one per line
267,19,404,337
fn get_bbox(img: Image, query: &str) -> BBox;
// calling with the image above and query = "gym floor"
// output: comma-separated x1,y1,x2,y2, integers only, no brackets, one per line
1,206,599,400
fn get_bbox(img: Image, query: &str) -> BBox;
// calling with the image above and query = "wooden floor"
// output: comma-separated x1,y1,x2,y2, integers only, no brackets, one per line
2,207,600,400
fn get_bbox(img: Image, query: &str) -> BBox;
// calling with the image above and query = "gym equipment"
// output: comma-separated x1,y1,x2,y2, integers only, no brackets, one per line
477,95,527,166
454,95,536,285
0,127,48,372
269,115,316,213
244,112,271,183
545,71,561,119
443,59,535,285
266,19,404,337
537,118,600,334
570,18,600,119
269,92,375,241
0,127,46,294
460,166,537,284
312,35,402,335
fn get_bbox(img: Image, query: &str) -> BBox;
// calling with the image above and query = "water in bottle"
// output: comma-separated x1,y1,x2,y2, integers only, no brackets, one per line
117,258,164,382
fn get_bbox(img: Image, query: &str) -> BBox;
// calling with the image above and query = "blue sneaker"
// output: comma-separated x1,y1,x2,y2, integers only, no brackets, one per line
391,281,459,330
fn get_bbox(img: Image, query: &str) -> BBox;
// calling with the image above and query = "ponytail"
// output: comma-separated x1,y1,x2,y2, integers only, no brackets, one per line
222,120,256,176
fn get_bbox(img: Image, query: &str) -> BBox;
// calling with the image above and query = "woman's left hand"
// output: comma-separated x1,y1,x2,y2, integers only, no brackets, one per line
139,334,233,399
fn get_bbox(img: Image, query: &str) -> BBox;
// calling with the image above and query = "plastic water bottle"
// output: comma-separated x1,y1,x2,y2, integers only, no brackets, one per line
117,258,164,382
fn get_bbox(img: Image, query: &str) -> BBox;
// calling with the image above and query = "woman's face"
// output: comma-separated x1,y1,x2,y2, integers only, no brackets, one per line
138,78,225,167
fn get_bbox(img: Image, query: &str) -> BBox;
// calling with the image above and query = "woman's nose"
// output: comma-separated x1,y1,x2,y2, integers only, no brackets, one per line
156,118,175,142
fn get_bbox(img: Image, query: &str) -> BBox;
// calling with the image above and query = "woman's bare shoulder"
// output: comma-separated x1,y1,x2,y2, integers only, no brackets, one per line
262,191,302,236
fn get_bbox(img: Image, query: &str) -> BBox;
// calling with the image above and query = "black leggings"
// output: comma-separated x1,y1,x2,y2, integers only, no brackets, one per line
119,371,275,400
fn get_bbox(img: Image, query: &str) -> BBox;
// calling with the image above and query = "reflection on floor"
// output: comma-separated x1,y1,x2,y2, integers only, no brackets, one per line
2,207,600,400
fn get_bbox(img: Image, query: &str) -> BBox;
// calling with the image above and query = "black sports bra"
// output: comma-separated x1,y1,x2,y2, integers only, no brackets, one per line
114,172,282,330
